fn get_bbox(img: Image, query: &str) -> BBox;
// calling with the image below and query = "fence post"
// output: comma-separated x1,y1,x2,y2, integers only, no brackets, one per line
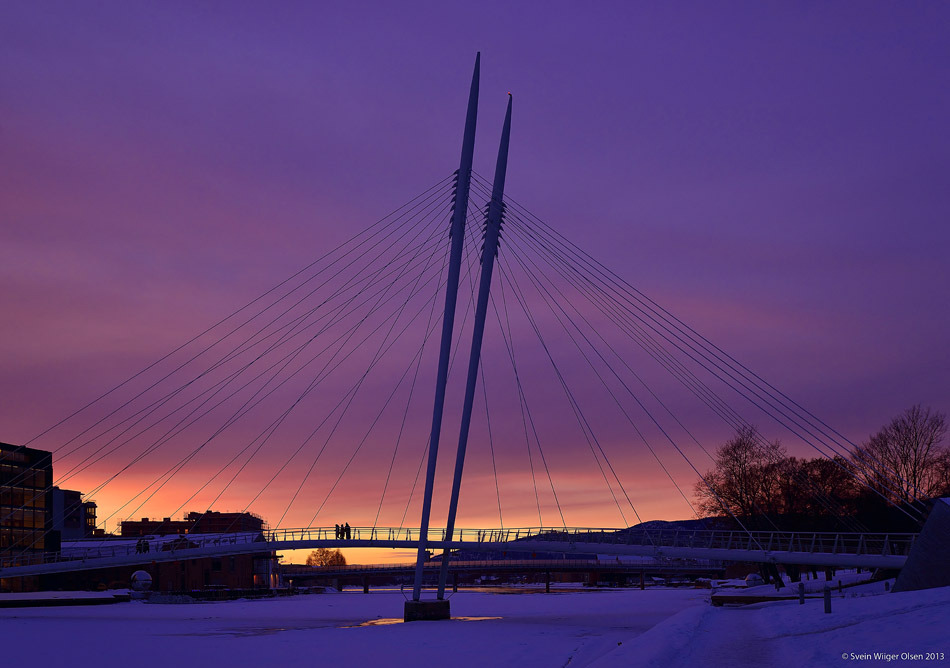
824,585,831,613
799,582,805,605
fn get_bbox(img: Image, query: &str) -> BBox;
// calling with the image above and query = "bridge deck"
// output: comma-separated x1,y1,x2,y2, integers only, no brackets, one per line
0,527,915,578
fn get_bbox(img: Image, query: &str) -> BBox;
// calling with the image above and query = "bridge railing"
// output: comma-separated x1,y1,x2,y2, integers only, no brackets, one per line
267,526,917,557
266,526,653,544
506,528,918,557
0,531,268,570
0,526,918,571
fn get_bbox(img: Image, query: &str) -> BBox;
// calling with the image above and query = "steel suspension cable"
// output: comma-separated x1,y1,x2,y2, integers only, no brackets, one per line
495,187,925,514
490,193,923,522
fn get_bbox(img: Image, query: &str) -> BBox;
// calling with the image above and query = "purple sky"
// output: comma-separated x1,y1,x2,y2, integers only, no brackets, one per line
2,3,948,547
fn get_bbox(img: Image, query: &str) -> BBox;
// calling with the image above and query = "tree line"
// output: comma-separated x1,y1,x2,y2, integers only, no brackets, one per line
694,405,949,531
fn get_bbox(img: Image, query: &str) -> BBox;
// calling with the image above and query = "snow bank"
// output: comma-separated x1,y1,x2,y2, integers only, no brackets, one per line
594,584,950,667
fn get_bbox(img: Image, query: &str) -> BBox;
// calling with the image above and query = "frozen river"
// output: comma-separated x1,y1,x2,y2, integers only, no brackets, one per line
1,583,947,667
0,587,703,667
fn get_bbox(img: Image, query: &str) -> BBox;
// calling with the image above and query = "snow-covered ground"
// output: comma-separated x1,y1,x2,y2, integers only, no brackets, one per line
611,581,950,667
1,583,947,667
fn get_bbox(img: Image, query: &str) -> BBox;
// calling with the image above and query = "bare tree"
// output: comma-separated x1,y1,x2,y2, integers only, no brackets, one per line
694,407,949,528
305,548,347,567
933,450,950,498
853,405,948,503
694,426,786,518
694,427,858,522
799,456,860,516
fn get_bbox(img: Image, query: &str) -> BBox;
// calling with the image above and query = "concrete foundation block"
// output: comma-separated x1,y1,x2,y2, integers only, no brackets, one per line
404,599,451,621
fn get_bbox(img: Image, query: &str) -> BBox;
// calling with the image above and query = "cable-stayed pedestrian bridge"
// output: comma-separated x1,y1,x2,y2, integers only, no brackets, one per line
0,526,915,578
2,55,944,614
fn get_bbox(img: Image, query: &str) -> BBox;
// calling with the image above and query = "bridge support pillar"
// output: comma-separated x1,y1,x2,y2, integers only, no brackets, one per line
438,93,514,600
405,599,450,622
412,53,480,603
893,498,950,592
545,572,551,593
362,577,369,594
640,571,645,590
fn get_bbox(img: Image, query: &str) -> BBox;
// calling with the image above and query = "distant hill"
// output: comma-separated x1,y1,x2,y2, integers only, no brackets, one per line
622,517,733,532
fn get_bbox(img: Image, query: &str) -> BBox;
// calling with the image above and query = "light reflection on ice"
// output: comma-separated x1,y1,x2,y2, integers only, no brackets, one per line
344,616,502,628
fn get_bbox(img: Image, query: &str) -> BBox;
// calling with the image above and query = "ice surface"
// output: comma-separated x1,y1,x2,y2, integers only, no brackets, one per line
0,588,702,667
1,583,947,667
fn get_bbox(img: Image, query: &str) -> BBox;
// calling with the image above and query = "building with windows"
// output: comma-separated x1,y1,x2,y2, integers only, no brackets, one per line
0,443,57,558
0,443,58,591
2,445,278,592
51,487,99,540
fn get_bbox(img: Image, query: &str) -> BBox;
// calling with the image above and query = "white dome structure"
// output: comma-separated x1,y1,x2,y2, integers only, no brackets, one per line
131,570,153,592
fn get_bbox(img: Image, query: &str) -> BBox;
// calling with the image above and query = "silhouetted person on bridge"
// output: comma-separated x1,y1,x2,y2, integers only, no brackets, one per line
335,524,341,540
344,523,351,540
